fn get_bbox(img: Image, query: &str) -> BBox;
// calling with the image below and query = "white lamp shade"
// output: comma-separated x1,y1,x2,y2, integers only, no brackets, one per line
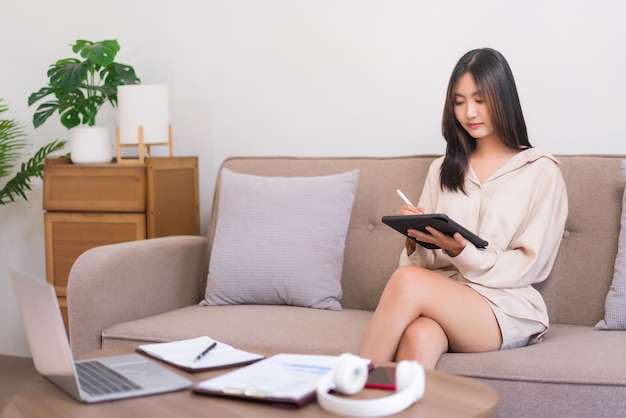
117,84,170,144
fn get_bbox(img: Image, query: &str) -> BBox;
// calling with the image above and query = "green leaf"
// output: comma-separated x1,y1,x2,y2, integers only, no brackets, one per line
73,39,119,67
0,139,68,205
106,63,141,86
58,89,84,107
56,89,99,128
1,100,69,205
99,84,117,97
32,101,59,129
48,60,88,91
60,107,82,129
28,87,55,106
0,99,27,178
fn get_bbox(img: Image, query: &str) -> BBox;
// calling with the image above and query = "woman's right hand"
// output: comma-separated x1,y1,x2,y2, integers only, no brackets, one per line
398,204,424,216
400,204,425,255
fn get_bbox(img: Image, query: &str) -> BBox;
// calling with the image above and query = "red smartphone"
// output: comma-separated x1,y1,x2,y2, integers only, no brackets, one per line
364,366,396,390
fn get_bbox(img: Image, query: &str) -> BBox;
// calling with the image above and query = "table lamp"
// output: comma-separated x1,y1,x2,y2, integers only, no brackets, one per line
116,84,172,163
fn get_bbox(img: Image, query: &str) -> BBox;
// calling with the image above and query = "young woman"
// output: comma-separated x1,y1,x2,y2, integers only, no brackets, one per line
359,48,568,369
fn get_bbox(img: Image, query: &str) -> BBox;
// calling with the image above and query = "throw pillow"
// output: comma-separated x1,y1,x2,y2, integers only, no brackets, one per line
595,160,626,330
201,168,359,311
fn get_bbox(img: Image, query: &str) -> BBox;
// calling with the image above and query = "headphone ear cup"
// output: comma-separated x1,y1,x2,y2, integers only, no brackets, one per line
395,360,417,392
333,353,369,395
317,355,425,417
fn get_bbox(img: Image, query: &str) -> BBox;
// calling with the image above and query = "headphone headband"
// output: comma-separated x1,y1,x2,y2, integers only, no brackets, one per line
316,353,425,417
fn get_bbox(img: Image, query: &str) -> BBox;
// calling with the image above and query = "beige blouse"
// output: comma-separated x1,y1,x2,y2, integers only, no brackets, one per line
400,147,569,334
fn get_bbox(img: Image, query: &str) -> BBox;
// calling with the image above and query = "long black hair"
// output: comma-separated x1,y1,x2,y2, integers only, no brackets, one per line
440,48,531,193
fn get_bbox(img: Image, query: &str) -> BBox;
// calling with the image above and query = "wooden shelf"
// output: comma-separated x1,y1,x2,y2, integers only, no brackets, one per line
43,157,200,334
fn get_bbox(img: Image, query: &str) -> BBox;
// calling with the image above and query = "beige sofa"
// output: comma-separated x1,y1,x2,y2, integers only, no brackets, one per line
68,155,626,417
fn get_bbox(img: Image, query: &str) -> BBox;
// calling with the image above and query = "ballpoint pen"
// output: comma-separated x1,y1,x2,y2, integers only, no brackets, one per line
193,342,218,362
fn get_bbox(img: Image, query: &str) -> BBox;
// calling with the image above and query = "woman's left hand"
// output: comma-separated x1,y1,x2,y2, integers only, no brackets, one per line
408,227,467,257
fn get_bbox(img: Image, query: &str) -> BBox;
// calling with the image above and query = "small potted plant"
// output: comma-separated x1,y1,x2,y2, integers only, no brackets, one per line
28,39,140,163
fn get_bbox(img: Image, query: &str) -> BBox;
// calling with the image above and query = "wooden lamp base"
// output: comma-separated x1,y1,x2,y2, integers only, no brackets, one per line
116,125,173,164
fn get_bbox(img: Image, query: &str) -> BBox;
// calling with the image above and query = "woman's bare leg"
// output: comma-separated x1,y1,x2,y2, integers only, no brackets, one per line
359,265,501,368
396,317,448,369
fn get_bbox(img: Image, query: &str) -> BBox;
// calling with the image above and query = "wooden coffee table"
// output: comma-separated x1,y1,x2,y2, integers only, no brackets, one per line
0,347,498,417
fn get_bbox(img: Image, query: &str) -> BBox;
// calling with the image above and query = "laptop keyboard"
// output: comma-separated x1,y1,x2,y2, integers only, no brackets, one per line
76,360,142,396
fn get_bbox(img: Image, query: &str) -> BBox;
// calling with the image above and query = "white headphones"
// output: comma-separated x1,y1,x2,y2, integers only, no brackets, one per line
316,353,425,417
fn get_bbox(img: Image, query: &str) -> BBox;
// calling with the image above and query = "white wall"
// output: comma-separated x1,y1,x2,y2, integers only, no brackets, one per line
2,0,625,356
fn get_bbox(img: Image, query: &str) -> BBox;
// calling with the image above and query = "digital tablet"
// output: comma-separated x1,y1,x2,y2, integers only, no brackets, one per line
381,214,488,250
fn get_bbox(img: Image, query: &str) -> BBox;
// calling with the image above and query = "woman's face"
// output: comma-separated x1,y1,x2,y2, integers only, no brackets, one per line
453,73,496,141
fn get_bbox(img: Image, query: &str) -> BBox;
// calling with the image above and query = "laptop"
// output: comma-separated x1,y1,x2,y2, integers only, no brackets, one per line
10,269,192,403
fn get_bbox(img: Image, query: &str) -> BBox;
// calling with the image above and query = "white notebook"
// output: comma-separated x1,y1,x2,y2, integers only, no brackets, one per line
137,336,264,372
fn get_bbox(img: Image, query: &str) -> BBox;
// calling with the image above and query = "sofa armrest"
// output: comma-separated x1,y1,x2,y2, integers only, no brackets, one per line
67,235,208,356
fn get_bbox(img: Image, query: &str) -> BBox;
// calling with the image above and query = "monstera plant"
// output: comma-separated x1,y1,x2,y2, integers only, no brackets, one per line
27,39,140,163
0,99,66,204
28,39,140,129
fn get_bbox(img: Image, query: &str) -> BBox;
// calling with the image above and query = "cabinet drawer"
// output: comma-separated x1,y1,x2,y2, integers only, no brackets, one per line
43,159,146,212
44,212,146,295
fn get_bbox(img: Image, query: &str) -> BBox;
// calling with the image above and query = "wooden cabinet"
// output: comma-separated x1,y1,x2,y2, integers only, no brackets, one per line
43,157,199,333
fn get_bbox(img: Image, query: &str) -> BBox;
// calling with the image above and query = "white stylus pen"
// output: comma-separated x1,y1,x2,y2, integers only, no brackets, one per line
396,189,414,206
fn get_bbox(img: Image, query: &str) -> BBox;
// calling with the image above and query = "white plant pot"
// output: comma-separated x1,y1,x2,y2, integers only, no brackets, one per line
69,126,113,164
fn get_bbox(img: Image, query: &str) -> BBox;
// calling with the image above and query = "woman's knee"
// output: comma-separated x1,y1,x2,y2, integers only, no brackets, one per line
399,322,424,349
383,266,436,301
403,318,445,343
397,318,449,363
387,266,426,291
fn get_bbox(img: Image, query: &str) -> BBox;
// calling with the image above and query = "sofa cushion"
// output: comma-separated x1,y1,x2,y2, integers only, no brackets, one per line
596,160,626,330
101,305,373,355
101,315,626,386
436,325,626,385
201,168,359,311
